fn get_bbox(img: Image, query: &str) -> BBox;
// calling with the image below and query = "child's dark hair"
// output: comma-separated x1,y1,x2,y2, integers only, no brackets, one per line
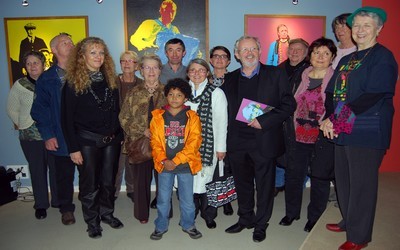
164,78,192,99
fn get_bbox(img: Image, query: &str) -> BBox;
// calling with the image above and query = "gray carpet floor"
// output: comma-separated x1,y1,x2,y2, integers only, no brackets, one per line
301,172,400,250
0,172,398,250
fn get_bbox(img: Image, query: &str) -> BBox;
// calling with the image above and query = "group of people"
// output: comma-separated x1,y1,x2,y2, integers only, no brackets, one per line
275,7,397,250
6,6,398,250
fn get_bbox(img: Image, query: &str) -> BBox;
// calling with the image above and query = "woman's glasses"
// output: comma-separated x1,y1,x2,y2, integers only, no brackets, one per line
120,59,137,64
142,65,161,71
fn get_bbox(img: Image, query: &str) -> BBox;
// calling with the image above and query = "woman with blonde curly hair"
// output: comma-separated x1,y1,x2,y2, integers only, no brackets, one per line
62,37,124,239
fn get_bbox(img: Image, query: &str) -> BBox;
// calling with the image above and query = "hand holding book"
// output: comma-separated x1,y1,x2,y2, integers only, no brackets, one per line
235,98,275,123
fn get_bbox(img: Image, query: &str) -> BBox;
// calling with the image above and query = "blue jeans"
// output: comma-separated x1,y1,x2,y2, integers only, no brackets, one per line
155,172,195,232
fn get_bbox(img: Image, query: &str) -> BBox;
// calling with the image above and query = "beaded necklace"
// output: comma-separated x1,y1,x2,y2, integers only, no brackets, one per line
88,85,114,111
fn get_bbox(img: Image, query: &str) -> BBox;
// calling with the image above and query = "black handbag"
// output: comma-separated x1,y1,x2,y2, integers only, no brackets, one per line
205,160,237,208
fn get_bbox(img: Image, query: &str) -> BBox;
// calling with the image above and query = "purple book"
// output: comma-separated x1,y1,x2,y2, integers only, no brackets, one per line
235,98,274,123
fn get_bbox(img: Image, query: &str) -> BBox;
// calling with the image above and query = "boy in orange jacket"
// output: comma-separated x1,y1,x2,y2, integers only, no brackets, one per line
149,78,202,240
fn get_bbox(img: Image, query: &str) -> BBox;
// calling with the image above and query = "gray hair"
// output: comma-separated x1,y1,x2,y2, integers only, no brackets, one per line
138,53,163,70
353,11,384,28
187,58,212,80
234,36,261,53
50,33,71,50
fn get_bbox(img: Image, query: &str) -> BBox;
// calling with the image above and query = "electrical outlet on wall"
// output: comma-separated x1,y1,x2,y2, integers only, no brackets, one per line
6,165,29,179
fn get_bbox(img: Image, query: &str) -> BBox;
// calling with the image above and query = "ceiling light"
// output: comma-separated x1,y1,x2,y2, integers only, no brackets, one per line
22,0,29,7
96,0,103,4
292,0,299,5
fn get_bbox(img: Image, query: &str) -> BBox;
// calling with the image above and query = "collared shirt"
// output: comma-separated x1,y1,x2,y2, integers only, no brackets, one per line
160,63,187,85
240,62,261,79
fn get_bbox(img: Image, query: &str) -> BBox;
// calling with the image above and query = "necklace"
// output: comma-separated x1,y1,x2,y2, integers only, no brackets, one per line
333,44,376,102
346,44,375,71
88,86,114,111
144,82,159,95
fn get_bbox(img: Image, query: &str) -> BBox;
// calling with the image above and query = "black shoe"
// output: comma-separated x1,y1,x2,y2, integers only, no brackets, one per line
150,197,157,209
253,229,266,243
35,209,47,220
150,230,168,240
223,203,234,216
279,216,300,226
87,226,102,239
127,192,134,202
206,220,217,229
225,222,254,233
101,216,124,229
61,211,76,225
304,220,316,232
182,228,202,239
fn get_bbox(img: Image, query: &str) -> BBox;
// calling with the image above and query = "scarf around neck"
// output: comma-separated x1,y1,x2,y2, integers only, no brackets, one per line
189,81,216,167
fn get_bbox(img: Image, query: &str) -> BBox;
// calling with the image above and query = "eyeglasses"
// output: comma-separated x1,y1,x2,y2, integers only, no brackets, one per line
142,65,160,71
120,59,137,64
188,68,207,74
212,54,229,60
238,47,259,53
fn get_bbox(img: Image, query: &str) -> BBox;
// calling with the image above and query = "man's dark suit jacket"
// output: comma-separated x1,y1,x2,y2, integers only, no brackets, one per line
19,36,47,63
222,63,296,158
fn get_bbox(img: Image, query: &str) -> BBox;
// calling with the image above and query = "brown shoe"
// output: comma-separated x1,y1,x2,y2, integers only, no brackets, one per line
61,211,76,225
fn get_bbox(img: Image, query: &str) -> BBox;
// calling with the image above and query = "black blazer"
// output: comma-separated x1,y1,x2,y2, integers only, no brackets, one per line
19,36,48,63
222,63,296,158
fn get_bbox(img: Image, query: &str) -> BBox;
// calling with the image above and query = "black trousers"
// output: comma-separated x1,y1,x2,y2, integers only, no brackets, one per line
20,140,57,209
132,160,153,221
78,142,120,228
228,150,275,230
307,176,331,223
194,193,218,222
53,155,75,214
307,133,335,223
284,142,314,218
47,154,60,207
335,145,385,244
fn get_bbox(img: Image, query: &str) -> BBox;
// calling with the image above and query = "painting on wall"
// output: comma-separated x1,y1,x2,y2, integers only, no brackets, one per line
124,0,208,66
245,15,326,65
4,16,88,87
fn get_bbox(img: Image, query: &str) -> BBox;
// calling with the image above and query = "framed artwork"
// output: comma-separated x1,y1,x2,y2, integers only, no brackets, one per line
124,0,209,66
4,16,88,87
245,15,326,65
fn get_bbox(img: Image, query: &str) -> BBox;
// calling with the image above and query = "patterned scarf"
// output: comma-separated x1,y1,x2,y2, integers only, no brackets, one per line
19,77,35,92
89,71,104,82
190,84,216,167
